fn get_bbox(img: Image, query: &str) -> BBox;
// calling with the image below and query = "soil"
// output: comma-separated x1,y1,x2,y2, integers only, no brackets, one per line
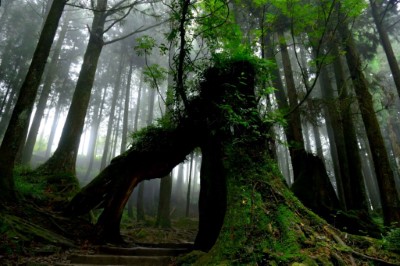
0,201,198,265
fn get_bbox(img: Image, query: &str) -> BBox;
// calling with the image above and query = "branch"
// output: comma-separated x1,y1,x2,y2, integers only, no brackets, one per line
285,0,337,117
103,20,167,45
105,0,138,16
103,4,134,33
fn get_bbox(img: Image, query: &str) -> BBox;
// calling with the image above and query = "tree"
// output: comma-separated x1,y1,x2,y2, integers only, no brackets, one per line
339,18,400,226
21,14,70,165
64,60,257,243
0,0,66,202
63,59,398,264
155,174,172,227
185,152,194,217
370,0,400,98
100,46,125,170
120,57,134,153
277,31,305,182
36,0,109,176
84,86,107,181
36,0,153,176
330,41,369,212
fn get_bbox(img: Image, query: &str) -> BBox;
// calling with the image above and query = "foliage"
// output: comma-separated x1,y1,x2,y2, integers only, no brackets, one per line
194,146,314,264
14,166,79,207
196,0,249,58
14,166,47,201
382,228,400,253
127,119,186,154
142,64,167,89
134,35,168,93
0,218,25,256
134,35,157,56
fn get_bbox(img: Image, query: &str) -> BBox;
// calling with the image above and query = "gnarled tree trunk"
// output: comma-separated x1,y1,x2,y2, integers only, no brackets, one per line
65,61,397,264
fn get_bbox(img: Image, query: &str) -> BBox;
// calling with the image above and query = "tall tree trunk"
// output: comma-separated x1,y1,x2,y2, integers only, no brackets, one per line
0,0,66,202
359,135,382,210
173,163,185,214
126,76,144,219
156,54,175,226
84,86,106,181
318,61,347,206
340,23,400,226
277,31,305,180
0,0,13,33
45,87,66,158
21,15,69,165
133,77,143,131
120,58,134,153
136,85,157,220
370,0,400,97
111,106,121,158
136,182,145,221
185,152,194,217
0,85,11,116
156,174,172,227
37,0,107,175
264,33,293,182
100,49,125,170
0,85,17,139
331,42,368,211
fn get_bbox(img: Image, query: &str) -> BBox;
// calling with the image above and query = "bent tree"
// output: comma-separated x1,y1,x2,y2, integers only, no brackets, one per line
66,60,392,264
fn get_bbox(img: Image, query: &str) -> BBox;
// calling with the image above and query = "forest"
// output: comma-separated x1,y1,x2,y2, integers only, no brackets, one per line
0,0,400,265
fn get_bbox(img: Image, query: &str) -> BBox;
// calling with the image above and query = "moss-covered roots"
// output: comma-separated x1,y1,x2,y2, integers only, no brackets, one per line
182,151,400,265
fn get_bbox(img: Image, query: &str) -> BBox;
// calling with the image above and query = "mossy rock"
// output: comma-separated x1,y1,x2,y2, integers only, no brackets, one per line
176,250,206,265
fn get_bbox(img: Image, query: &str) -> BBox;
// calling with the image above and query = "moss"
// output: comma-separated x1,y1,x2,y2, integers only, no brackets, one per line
382,228,400,253
177,250,207,265
0,213,75,251
191,137,399,265
13,167,79,209
14,166,47,201
195,150,312,265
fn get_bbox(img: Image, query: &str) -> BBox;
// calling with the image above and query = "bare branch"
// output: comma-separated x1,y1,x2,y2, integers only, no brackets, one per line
103,20,167,45
106,0,130,16
103,4,134,33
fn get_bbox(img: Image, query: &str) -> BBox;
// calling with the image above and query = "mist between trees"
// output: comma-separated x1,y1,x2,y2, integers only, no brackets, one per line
1,0,400,264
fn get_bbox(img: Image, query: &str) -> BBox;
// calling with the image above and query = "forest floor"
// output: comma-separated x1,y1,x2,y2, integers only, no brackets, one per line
0,199,198,265
1,169,400,265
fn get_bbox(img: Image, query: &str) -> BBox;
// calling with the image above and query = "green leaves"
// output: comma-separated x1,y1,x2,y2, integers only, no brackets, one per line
134,35,167,90
134,35,156,56
143,64,167,89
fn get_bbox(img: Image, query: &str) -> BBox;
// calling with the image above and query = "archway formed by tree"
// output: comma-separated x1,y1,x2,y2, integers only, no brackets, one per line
65,60,398,264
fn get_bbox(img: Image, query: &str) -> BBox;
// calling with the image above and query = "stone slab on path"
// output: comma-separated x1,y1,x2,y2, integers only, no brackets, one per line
55,245,192,265
67,254,173,265
99,246,190,256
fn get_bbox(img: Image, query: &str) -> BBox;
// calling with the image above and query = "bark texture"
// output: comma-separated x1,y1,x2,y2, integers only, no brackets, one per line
0,0,66,202
66,60,258,247
37,0,107,175
370,0,400,97
21,15,69,165
64,61,399,265
340,24,400,226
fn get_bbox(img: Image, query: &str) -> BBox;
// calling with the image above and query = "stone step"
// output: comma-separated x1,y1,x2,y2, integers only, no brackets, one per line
99,246,189,256
133,242,194,249
56,264,126,266
67,254,173,266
